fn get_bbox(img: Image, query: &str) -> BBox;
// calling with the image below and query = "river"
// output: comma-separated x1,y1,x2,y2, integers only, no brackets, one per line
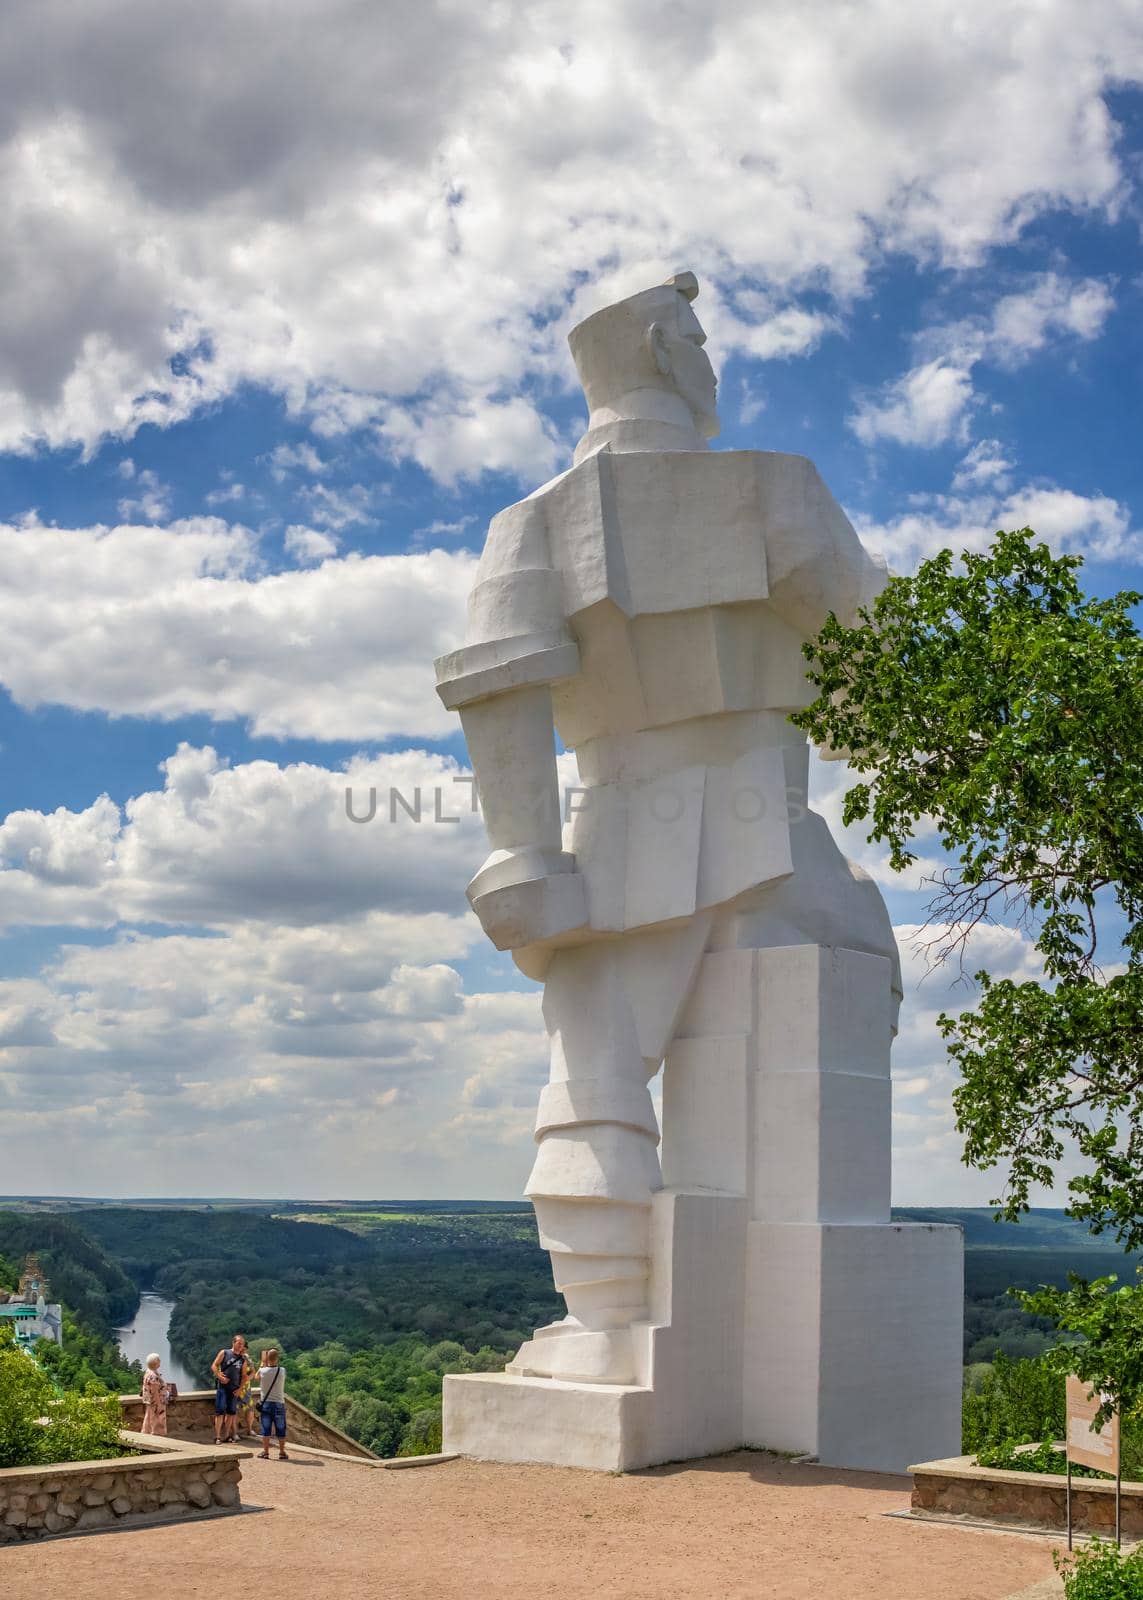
115,1292,200,1391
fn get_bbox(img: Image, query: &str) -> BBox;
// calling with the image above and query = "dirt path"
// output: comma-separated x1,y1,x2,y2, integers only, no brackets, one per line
12,1449,1059,1600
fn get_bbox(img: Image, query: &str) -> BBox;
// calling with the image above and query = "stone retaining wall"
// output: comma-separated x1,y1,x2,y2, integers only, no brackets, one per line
118,1389,377,1460
911,1454,1143,1537
0,1432,246,1543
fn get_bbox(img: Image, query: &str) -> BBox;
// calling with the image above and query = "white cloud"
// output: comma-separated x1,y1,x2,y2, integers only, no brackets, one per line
205,478,247,507
413,514,476,540
296,481,375,531
116,466,171,522
856,477,1138,569
283,523,339,562
0,517,473,739
951,439,1013,492
850,274,1115,450
267,442,325,481
377,395,567,487
849,358,977,448
0,924,548,1198
0,739,1070,1201
985,274,1115,365
0,2,1137,469
719,290,839,362
0,743,491,932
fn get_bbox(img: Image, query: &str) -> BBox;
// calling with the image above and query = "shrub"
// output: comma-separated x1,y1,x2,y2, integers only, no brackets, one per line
976,1441,1104,1479
1055,1537,1143,1599
0,1326,124,1468
965,1353,1143,1480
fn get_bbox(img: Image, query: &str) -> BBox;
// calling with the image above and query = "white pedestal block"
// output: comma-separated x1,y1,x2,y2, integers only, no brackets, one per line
444,1371,651,1472
742,1220,964,1472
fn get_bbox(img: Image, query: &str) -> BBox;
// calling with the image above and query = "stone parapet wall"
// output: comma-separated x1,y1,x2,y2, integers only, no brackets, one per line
911,1454,1143,1538
119,1389,376,1460
0,1432,246,1542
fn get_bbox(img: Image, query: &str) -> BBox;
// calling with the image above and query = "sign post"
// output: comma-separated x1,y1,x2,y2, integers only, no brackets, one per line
1065,1374,1121,1549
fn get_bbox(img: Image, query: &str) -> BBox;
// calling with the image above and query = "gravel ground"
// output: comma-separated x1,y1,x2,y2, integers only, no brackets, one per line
10,1447,1060,1600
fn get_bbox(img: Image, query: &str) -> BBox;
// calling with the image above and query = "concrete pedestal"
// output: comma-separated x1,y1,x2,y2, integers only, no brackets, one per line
445,944,964,1473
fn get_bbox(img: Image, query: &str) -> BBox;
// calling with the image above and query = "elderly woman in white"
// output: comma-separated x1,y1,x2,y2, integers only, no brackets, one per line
140,1353,169,1436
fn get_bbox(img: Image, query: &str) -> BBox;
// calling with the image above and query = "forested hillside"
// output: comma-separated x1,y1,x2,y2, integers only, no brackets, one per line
0,1212,137,1327
74,1205,561,1455
0,1211,140,1392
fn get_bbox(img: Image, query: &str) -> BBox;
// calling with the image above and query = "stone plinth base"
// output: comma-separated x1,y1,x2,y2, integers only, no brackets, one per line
448,944,964,1475
445,1372,650,1473
445,1193,963,1474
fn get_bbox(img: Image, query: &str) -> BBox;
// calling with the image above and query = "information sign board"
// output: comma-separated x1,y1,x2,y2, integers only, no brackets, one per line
1066,1374,1120,1476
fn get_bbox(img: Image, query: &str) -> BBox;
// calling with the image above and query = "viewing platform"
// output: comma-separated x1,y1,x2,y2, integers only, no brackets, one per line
118,1388,378,1461
9,1446,1063,1600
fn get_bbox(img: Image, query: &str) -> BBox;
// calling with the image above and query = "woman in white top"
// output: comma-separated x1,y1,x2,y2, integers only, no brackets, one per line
258,1347,288,1460
140,1353,168,1436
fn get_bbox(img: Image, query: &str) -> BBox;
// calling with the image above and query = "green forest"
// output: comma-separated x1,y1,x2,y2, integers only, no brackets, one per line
51,1204,560,1457
2,1201,1138,1459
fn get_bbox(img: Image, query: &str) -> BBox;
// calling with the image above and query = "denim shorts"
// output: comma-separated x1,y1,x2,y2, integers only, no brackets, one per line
260,1400,287,1439
214,1385,238,1416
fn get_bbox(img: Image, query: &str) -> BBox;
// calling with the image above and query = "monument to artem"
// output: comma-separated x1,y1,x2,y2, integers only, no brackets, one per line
434,273,963,1473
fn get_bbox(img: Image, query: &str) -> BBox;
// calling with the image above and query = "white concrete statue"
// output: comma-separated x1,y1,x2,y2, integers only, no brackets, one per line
435,273,963,1473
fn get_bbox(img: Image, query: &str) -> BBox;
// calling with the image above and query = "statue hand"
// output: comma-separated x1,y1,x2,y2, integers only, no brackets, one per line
466,848,588,952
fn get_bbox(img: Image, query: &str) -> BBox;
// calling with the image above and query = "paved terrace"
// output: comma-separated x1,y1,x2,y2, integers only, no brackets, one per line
12,1446,1063,1600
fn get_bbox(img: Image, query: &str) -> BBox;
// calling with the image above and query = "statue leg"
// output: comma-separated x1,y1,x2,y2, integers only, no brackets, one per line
515,918,710,1384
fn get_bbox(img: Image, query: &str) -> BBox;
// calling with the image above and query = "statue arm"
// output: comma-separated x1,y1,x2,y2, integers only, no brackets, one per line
434,557,587,952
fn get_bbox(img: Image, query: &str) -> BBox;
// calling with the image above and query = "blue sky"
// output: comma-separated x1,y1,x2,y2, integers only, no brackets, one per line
0,0,1141,1201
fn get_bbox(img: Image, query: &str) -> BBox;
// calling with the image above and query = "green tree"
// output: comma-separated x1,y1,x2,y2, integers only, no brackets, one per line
961,1351,1065,1454
325,1394,404,1457
794,529,1143,1246
400,1406,442,1456
1018,1269,1143,1435
0,1325,123,1468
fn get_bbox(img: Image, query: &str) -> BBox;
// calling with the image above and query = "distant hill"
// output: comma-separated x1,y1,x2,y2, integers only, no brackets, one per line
891,1206,1138,1251
70,1207,375,1287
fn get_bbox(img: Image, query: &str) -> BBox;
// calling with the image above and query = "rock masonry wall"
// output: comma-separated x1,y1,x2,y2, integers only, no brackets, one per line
0,1431,245,1542
911,1455,1143,1537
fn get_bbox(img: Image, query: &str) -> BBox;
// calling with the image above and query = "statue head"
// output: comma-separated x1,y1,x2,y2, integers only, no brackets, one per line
568,271,719,441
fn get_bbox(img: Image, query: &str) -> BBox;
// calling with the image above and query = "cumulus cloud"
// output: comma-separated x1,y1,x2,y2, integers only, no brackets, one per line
951,439,1014,492
0,925,548,1197
0,517,474,738
984,274,1115,366
849,273,1115,449
856,477,1139,569
849,358,977,449
0,744,1070,1198
116,465,172,523
0,744,550,1192
0,1,1138,468
283,523,338,562
0,744,492,932
267,442,325,480
889,919,1052,1202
